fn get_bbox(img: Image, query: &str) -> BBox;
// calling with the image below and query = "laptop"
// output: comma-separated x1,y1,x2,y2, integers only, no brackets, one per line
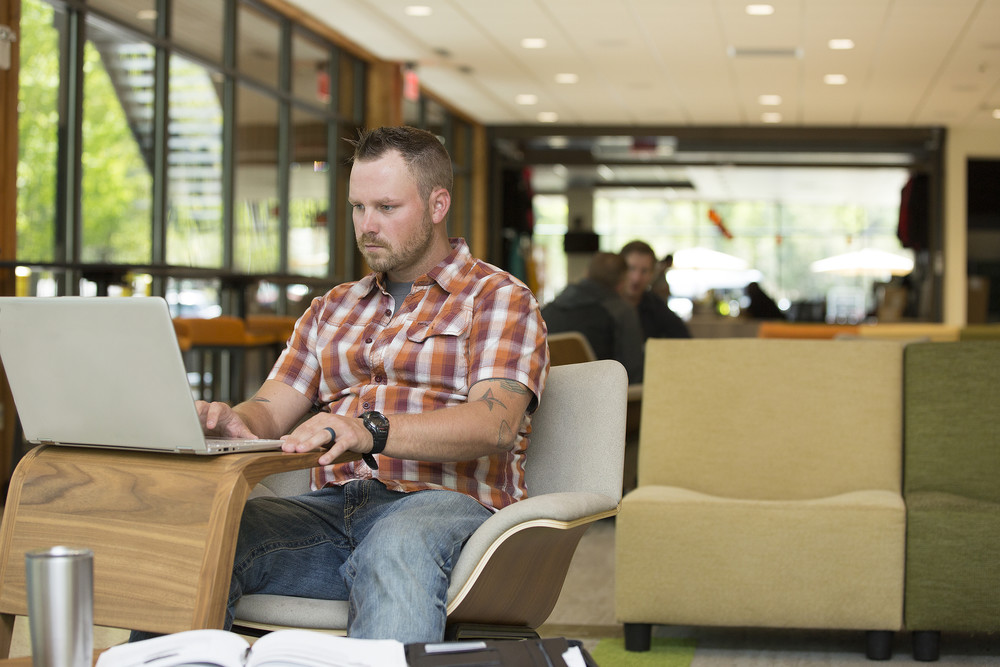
0,296,285,455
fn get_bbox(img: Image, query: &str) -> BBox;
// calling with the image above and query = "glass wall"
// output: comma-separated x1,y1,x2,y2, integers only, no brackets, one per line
15,0,367,314
533,174,913,323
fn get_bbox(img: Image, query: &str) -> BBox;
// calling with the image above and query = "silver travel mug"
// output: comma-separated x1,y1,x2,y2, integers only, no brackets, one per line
25,547,94,667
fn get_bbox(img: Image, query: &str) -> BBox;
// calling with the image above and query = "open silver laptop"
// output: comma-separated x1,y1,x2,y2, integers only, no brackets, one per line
0,296,284,455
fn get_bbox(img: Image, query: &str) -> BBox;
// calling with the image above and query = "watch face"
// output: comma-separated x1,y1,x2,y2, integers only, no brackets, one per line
364,411,389,432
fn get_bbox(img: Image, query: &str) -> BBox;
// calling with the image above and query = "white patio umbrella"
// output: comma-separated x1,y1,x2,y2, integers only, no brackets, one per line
809,248,914,277
667,247,761,297
671,246,750,271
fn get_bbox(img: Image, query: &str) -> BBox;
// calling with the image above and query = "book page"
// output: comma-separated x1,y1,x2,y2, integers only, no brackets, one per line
247,629,406,667
96,629,250,667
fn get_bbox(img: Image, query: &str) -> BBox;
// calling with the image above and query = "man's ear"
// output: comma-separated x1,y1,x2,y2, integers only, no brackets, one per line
428,187,451,224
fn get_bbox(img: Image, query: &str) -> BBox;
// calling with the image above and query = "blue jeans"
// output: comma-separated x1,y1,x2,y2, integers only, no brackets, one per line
130,480,490,644
230,480,491,641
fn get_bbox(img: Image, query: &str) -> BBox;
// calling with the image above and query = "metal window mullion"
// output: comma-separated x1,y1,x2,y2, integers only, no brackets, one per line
221,0,237,273
54,8,85,294
277,19,291,278
150,0,171,270
326,48,340,279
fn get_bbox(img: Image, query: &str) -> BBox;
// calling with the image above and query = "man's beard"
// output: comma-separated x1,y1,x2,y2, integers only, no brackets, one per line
356,210,435,274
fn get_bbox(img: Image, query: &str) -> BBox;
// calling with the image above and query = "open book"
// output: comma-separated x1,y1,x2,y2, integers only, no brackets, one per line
95,629,407,667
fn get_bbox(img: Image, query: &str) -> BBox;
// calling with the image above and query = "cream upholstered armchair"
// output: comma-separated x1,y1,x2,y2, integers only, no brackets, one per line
235,359,628,640
615,339,906,660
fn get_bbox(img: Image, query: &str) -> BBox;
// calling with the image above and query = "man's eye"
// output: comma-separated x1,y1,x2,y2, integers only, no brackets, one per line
380,204,394,212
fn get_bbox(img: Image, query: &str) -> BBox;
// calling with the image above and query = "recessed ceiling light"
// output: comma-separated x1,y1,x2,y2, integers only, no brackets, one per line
521,37,547,49
758,94,782,106
993,108,1000,120
824,74,848,85
404,6,432,17
828,38,855,50
762,112,783,123
537,111,559,123
136,9,157,20
516,94,538,105
746,4,775,16
555,73,579,84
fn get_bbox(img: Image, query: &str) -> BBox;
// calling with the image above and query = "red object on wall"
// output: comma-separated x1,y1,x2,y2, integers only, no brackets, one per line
404,68,420,102
316,68,330,103
708,208,734,239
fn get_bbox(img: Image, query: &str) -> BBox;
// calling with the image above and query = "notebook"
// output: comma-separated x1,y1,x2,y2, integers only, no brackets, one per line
0,296,285,455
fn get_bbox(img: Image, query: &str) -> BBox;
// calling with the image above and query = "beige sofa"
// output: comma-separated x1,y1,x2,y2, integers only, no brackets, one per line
615,339,906,660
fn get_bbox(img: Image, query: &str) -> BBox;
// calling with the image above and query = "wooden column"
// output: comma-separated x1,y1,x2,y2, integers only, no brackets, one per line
365,59,402,129
0,0,21,498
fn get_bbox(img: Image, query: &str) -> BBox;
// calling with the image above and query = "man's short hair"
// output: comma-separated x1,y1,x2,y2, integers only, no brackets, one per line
587,252,627,290
347,126,453,201
620,240,657,261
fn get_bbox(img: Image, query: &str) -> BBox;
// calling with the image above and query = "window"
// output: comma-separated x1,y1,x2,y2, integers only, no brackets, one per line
15,0,63,264
15,0,368,309
81,16,153,264
533,169,913,321
167,54,224,267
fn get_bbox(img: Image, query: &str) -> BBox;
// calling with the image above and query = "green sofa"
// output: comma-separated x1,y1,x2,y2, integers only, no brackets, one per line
903,341,1000,661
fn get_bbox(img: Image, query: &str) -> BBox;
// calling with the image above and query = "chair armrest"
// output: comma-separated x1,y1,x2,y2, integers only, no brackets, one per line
447,491,618,601
444,491,618,627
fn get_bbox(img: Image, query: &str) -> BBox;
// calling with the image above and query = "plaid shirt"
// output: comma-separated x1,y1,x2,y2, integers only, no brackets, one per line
269,239,549,510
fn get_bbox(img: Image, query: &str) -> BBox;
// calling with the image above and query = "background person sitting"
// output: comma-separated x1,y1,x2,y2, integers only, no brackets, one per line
542,252,645,383
620,240,691,340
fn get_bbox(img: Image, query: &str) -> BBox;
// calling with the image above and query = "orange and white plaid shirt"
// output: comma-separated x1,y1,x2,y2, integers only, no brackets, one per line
268,239,549,510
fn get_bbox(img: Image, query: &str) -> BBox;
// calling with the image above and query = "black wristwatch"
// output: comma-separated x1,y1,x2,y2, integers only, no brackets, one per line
359,410,389,470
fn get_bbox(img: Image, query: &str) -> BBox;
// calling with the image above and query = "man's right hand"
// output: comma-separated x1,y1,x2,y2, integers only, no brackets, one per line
195,400,258,439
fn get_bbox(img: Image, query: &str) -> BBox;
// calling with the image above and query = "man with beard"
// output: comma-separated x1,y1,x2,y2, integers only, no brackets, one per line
620,240,691,340
191,126,549,643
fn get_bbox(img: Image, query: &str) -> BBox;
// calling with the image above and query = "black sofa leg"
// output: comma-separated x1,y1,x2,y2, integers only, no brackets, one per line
913,630,941,662
865,630,893,660
623,623,652,651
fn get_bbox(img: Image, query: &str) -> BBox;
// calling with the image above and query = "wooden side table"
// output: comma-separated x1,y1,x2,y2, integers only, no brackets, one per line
0,445,350,658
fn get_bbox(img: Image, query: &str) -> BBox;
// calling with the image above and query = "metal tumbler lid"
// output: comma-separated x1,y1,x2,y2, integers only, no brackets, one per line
25,546,93,559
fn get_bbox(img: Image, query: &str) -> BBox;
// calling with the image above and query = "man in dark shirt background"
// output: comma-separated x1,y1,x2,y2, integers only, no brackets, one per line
542,252,645,383
620,240,691,340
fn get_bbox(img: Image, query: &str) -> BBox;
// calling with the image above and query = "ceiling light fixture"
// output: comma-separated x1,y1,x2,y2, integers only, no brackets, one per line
993,108,1000,120
762,112,783,123
537,111,559,123
136,9,157,20
828,38,855,50
758,94,782,106
746,4,775,16
521,37,547,49
824,74,848,85
555,73,579,84
516,94,538,105
404,6,432,17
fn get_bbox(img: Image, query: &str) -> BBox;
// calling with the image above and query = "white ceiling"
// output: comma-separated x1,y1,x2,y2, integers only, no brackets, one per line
283,0,1000,205
287,0,1000,128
